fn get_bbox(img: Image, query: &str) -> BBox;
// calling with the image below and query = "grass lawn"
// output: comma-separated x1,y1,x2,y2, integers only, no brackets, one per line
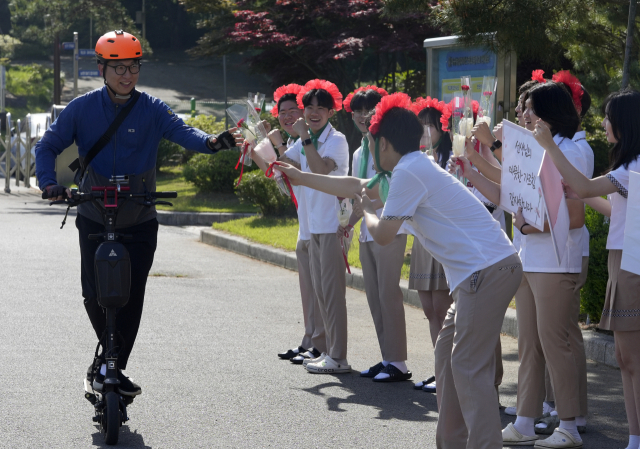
213,216,415,279
155,166,258,213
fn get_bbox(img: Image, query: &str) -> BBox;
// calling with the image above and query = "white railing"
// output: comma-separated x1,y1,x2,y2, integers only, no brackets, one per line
0,113,47,193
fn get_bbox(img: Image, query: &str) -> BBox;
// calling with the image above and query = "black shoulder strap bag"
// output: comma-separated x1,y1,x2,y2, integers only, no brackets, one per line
69,89,142,185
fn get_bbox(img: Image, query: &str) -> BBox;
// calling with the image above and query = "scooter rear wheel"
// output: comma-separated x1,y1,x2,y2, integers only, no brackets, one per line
103,392,121,445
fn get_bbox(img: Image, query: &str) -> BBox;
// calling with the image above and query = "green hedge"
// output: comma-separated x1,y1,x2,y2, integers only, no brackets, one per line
235,171,297,217
183,150,259,194
581,204,610,322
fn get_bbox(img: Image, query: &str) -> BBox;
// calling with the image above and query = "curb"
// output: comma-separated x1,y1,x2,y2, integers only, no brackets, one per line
156,210,256,226
199,228,617,369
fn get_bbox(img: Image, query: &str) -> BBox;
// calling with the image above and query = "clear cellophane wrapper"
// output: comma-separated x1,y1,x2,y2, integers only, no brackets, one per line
253,139,292,197
336,198,353,255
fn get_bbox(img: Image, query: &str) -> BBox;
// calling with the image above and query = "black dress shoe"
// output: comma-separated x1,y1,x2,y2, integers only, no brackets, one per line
372,364,412,382
360,362,385,378
278,346,305,360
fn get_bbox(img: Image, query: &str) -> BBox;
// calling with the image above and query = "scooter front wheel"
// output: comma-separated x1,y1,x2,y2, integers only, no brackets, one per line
103,391,121,445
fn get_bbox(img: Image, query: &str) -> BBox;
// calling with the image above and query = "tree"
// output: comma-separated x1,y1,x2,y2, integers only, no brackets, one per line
383,0,640,100
9,0,153,56
182,0,441,148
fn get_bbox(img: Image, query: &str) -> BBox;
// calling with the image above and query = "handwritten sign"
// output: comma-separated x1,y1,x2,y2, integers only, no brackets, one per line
500,121,545,231
539,152,570,265
621,171,640,276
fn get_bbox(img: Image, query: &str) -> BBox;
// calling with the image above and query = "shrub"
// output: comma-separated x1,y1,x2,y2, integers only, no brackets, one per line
183,150,259,194
235,171,297,217
179,115,227,164
156,139,181,171
581,204,610,322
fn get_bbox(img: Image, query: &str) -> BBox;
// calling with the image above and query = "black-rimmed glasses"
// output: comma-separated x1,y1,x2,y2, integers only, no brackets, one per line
106,62,141,75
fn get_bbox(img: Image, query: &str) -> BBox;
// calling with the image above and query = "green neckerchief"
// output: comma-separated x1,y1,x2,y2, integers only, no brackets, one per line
366,138,392,203
285,131,299,144
358,136,370,179
301,122,329,156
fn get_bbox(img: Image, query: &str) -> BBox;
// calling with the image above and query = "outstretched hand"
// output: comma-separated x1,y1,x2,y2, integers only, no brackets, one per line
450,156,472,175
354,189,373,214
272,161,303,185
472,121,494,147
562,180,581,200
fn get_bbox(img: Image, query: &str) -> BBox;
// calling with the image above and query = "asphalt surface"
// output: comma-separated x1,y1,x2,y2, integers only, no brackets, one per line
0,183,630,448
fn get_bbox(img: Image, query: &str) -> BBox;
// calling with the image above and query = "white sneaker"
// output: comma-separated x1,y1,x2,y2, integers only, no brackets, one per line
303,352,326,367
306,355,351,374
505,406,517,416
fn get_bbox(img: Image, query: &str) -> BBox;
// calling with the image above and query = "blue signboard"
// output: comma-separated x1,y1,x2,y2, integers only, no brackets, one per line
79,70,100,77
434,46,497,104
61,42,75,50
79,49,94,57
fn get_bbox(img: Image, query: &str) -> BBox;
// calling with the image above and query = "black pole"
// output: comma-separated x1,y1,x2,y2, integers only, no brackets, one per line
53,33,61,104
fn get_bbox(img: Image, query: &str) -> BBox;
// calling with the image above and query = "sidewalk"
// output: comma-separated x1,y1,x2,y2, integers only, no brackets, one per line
198,227,618,369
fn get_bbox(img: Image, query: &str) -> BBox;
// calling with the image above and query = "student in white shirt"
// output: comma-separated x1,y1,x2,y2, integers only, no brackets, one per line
274,93,522,449
407,97,454,393
281,79,351,374
534,88,640,449
459,81,588,448
255,84,328,364
341,86,413,382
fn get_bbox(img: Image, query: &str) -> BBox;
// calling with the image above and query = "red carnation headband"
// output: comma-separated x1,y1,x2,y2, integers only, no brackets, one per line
343,85,389,113
551,70,584,111
411,96,451,132
368,92,413,137
531,69,547,84
271,83,303,117
296,79,343,111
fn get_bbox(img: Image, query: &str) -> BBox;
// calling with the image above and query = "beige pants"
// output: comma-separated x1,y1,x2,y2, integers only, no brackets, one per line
435,253,522,449
309,233,348,363
515,271,582,419
296,239,327,353
544,256,588,416
360,234,408,362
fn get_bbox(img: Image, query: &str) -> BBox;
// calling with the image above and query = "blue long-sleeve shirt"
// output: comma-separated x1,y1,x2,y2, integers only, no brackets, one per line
35,87,217,227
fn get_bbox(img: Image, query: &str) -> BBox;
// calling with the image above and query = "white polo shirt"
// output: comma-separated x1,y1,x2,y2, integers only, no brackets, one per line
381,150,516,291
518,135,588,272
284,123,349,235
573,130,595,257
606,158,640,250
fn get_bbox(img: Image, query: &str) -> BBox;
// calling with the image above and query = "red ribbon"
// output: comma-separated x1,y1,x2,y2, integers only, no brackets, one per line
265,161,298,209
235,142,250,186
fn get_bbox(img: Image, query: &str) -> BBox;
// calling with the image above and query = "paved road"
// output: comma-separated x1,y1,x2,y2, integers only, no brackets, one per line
0,184,629,448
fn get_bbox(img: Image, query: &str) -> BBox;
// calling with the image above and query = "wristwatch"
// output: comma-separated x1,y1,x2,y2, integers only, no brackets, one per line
301,137,312,146
490,139,502,152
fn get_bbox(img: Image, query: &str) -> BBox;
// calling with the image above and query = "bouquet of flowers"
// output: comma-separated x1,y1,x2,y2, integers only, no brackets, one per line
336,197,353,274
477,76,497,127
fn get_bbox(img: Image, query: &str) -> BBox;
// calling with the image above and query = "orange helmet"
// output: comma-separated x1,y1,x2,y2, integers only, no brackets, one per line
95,30,142,62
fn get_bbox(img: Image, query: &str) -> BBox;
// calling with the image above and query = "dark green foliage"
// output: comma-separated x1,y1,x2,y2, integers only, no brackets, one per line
582,113,612,177
183,150,259,194
235,171,297,217
581,205,610,322
156,139,181,172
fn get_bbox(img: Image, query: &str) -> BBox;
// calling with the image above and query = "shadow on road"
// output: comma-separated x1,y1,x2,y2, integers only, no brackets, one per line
91,425,151,448
301,373,439,423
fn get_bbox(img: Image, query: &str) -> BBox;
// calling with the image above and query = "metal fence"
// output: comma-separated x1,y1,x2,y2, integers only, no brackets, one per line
0,113,46,193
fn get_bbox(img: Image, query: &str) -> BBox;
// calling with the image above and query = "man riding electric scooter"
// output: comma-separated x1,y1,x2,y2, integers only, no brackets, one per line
35,30,239,398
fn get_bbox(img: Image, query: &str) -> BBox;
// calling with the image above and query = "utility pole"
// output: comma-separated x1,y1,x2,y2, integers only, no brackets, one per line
223,55,228,129
73,32,78,98
54,32,61,104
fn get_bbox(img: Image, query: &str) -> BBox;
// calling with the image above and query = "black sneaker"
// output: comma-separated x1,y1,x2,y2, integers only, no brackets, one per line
278,346,305,360
117,371,142,397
